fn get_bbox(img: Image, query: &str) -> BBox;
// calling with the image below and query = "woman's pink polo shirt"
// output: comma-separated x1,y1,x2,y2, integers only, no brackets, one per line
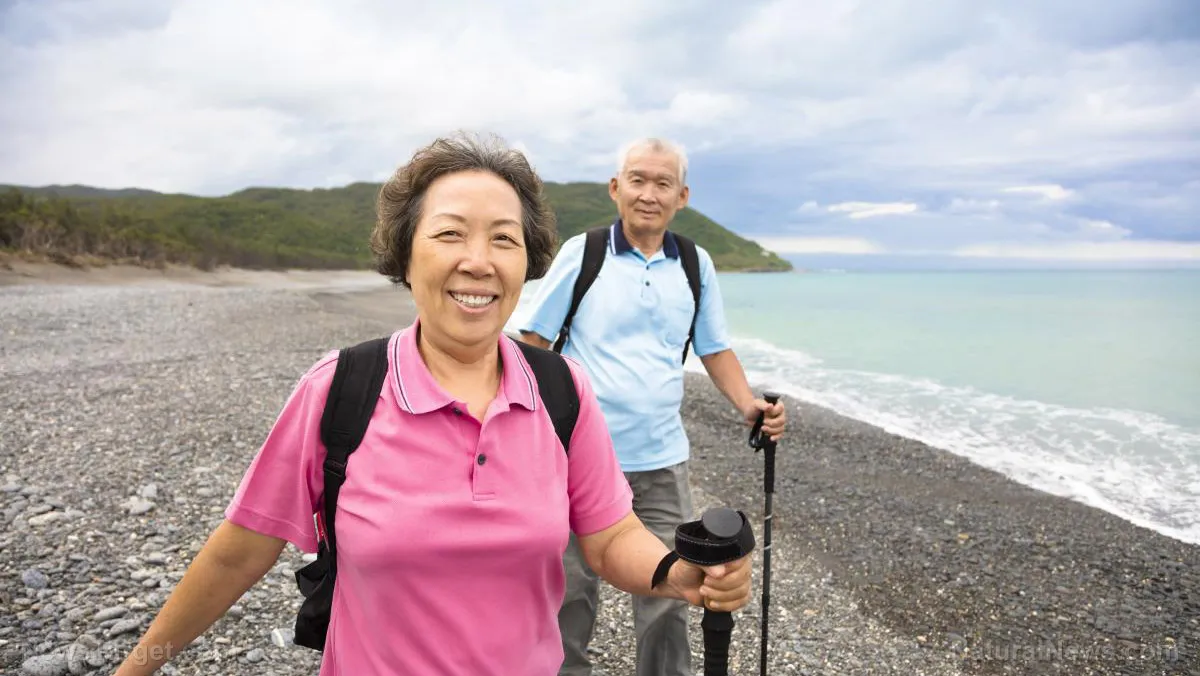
224,319,634,674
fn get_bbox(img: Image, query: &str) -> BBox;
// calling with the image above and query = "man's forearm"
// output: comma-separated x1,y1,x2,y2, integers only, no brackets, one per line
699,349,756,411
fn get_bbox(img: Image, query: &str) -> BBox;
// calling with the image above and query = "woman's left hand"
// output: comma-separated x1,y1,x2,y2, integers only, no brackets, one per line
668,554,754,612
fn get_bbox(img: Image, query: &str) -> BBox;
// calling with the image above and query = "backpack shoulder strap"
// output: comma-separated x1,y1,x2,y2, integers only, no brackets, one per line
552,226,610,354
515,340,580,454
673,233,703,362
317,336,390,554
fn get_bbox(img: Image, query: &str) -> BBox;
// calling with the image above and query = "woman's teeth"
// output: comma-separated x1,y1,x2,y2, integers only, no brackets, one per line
451,292,495,308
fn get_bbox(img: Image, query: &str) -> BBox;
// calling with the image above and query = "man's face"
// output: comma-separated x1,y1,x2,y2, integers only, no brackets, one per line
609,149,689,237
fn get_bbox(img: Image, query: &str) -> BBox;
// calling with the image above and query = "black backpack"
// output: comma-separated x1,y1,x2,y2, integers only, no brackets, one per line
551,225,702,362
291,335,581,651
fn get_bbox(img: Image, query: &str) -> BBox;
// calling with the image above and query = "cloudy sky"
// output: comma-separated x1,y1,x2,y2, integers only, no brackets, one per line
2,0,1198,267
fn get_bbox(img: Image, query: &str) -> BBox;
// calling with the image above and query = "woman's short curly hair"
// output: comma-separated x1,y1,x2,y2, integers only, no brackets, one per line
370,131,558,288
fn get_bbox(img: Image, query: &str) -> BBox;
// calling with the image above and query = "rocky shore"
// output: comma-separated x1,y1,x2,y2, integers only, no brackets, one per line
1,274,1196,675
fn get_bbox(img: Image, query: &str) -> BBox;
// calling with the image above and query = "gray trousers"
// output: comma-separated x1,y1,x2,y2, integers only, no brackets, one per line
558,461,695,676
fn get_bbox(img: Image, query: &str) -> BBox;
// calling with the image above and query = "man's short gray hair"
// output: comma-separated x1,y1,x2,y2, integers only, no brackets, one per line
616,137,689,186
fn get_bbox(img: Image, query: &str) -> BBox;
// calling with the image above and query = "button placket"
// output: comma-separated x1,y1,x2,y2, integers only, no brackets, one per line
471,416,495,500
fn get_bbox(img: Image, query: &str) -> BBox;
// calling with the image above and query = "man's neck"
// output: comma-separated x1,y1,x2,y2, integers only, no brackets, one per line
622,222,666,259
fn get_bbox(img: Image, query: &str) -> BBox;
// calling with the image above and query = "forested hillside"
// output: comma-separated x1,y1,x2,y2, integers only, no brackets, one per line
0,182,792,272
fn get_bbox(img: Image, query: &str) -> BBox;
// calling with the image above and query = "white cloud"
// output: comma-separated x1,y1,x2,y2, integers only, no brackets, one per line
1001,184,1076,201
945,198,1003,214
1076,218,1132,240
827,201,920,219
752,236,886,255
953,240,1200,261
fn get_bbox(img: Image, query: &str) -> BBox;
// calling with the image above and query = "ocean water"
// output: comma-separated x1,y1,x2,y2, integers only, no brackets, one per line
508,270,1200,545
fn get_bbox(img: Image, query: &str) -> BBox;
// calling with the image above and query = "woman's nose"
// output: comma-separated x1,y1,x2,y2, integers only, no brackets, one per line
457,236,494,275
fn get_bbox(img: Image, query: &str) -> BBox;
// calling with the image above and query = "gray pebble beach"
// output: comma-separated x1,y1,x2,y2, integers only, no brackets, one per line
1,270,1196,675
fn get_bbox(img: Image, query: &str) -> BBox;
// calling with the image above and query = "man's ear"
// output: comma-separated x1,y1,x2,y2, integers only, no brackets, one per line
608,177,619,202
679,185,690,208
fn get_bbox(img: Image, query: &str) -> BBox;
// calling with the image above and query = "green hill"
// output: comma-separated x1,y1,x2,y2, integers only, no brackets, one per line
0,182,792,273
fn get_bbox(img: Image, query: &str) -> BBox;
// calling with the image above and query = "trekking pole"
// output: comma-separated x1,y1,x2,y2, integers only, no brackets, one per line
748,391,781,676
673,507,756,676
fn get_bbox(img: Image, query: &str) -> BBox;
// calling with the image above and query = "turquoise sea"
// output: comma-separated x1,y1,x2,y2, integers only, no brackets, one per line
508,270,1200,545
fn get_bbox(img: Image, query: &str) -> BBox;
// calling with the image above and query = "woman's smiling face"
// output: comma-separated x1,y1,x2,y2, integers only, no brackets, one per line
406,169,528,352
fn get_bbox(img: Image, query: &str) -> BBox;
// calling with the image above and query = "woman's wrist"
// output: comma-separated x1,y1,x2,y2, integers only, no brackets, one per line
650,550,679,592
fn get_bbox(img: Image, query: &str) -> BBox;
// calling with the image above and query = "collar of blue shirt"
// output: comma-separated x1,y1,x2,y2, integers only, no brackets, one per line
610,220,680,259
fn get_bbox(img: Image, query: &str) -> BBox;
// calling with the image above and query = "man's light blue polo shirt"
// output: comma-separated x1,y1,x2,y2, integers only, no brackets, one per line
520,221,732,472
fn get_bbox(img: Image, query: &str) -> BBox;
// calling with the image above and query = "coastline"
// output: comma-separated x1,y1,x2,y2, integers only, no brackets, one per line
0,271,1195,674
679,371,1197,673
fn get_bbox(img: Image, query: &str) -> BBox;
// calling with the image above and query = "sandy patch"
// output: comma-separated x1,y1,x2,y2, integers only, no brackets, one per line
0,259,391,292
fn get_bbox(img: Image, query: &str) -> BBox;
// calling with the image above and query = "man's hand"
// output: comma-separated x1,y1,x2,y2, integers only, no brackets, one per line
667,554,753,612
743,397,786,441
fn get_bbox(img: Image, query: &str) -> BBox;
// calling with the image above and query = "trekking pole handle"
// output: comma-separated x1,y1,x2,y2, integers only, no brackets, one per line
748,391,781,448
674,508,757,676
749,391,781,492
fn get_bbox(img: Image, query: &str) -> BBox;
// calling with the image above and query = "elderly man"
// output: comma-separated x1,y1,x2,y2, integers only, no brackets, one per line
519,137,787,676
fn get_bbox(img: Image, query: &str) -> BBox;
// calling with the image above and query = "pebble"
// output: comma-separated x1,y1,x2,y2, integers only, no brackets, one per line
21,569,49,590
126,499,155,515
21,653,67,676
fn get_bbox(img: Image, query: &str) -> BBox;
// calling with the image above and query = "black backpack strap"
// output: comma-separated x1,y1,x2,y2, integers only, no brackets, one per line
293,335,390,651
552,226,609,354
673,233,703,362
317,336,390,555
515,340,580,454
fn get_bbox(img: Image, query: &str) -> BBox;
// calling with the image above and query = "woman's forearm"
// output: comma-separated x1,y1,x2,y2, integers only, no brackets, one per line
114,521,286,675
582,515,682,600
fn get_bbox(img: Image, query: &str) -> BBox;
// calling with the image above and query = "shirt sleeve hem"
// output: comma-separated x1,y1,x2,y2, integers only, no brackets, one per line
571,492,634,537
225,504,319,554
693,338,733,357
518,322,559,343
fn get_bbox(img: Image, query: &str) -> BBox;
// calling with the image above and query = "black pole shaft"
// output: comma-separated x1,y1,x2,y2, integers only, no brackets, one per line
756,393,780,676
760,491,772,675
760,444,775,676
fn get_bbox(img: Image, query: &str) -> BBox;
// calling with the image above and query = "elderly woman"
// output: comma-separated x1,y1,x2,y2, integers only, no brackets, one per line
114,132,752,675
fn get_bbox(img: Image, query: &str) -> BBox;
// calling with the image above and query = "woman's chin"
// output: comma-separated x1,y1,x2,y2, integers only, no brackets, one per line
446,318,507,346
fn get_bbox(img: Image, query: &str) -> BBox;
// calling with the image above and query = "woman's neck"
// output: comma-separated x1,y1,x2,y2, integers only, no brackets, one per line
416,326,502,398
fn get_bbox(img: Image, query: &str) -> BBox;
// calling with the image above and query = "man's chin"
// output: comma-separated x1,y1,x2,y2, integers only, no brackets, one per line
628,216,666,230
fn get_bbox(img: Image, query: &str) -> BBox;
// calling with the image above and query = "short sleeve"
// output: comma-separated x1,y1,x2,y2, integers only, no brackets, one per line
561,357,634,536
691,246,732,357
223,352,338,553
518,233,587,343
